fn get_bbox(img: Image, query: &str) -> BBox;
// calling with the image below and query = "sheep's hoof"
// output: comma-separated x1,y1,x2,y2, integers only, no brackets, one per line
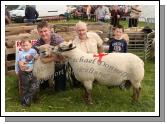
83,95,88,101
83,96,93,105
85,100,93,105
131,96,139,104
88,101,94,105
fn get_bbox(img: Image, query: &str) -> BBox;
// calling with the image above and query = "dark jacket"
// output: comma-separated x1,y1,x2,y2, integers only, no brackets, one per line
25,6,39,19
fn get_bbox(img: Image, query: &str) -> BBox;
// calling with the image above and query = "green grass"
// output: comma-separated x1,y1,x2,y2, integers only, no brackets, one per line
5,60,155,112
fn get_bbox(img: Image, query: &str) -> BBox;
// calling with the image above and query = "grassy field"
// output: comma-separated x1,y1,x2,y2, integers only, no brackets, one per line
5,59,155,112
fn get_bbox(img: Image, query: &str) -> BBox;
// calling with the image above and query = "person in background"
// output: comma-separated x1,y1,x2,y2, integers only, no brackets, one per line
65,5,73,21
128,5,142,27
110,5,122,27
95,5,110,23
85,5,91,20
5,6,11,25
74,6,84,19
25,5,39,24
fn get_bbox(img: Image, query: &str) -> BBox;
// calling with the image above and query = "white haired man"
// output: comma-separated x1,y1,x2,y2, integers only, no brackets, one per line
73,21,103,53
69,21,103,87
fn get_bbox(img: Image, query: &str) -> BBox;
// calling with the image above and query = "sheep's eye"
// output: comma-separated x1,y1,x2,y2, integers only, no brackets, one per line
69,44,73,48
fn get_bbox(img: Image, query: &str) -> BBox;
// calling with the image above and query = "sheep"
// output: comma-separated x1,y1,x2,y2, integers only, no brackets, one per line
54,41,145,104
33,44,55,87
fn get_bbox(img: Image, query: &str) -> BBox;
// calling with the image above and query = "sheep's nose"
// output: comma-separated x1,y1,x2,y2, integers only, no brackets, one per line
69,43,73,48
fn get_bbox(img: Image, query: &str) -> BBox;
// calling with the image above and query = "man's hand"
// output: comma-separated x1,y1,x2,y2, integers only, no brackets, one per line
40,55,66,63
40,56,54,63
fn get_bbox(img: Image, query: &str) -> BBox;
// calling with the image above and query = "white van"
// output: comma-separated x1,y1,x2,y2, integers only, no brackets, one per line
9,5,68,23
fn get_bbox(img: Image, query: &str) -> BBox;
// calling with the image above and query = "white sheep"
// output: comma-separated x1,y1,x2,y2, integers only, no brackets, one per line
33,44,55,87
54,41,144,104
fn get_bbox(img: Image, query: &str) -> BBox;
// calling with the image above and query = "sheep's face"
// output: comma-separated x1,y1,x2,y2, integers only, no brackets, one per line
59,41,74,51
53,41,76,53
36,44,54,58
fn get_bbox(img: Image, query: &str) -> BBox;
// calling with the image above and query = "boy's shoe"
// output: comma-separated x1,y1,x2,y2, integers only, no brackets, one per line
21,97,31,107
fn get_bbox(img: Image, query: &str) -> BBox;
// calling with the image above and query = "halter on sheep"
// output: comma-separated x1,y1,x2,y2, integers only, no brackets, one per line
54,41,144,104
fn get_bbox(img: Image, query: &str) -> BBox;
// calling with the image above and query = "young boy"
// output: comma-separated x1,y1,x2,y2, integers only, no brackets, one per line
108,25,130,89
18,40,39,107
108,25,127,53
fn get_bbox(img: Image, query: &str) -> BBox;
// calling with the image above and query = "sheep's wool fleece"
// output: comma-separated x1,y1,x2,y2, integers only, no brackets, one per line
33,59,55,81
62,47,144,87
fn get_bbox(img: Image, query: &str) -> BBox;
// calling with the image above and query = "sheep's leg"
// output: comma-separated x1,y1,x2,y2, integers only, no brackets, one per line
136,87,141,101
132,87,141,102
132,87,137,101
87,89,93,105
83,88,93,104
83,87,89,101
83,81,93,105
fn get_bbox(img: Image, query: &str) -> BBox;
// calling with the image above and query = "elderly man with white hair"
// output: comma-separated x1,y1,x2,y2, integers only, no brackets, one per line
73,21,103,53
69,21,103,87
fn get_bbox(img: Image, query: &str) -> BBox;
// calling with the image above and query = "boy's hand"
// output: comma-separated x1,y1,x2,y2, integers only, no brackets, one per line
19,61,27,71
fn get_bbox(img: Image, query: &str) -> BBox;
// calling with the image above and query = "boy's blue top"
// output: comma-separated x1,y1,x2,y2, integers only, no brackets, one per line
108,38,128,53
17,48,37,71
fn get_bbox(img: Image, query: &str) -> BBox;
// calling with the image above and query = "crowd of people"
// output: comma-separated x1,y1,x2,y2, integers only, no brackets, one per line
6,5,142,28
70,5,142,28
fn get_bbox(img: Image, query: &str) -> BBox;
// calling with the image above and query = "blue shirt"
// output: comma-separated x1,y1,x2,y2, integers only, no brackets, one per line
18,48,37,71
108,38,127,53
